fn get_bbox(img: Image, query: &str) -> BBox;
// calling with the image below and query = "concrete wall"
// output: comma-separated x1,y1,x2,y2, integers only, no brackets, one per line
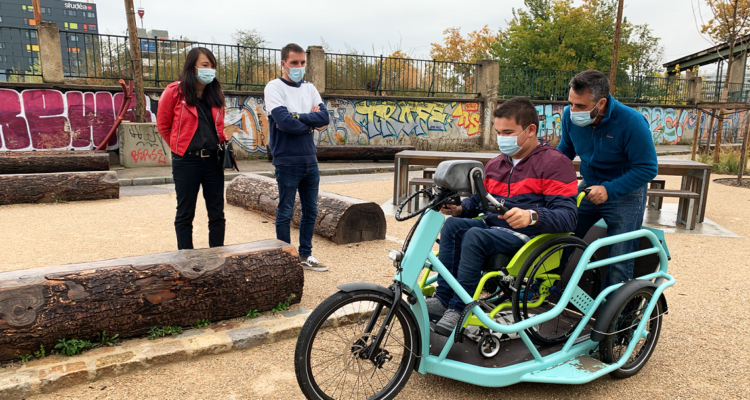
0,88,154,151
223,96,484,157
533,103,748,145
118,122,172,168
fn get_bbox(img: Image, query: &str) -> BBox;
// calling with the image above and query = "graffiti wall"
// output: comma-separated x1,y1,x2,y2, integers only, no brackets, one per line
223,97,483,156
0,89,154,151
533,104,747,145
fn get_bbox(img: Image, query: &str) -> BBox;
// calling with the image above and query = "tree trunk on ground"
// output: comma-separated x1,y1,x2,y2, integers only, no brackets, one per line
315,145,415,161
0,171,119,205
0,240,302,361
0,151,110,174
715,110,725,164
226,174,386,245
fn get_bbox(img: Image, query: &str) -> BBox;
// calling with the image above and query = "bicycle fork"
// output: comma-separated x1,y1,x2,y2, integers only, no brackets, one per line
360,284,402,364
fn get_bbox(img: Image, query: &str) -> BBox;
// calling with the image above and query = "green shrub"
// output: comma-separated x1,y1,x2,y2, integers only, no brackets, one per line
147,325,183,340
97,331,120,347
55,338,95,356
190,319,211,329
246,310,260,319
698,149,750,174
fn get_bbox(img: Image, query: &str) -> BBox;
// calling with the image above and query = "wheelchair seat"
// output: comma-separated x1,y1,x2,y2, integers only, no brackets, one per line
482,253,512,273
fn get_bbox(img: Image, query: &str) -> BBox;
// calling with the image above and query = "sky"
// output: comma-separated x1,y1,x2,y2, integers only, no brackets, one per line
97,0,719,72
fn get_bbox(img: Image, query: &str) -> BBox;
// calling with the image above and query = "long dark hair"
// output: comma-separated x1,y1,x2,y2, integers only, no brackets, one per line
178,47,225,108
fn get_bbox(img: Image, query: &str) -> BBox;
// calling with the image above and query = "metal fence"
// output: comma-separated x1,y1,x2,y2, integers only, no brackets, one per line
57,31,282,90
701,80,750,103
498,66,691,104
0,27,43,80
325,53,479,95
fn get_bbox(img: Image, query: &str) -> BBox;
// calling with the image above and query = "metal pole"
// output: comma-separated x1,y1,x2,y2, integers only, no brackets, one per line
153,36,159,87
31,0,42,26
236,43,241,90
376,55,383,96
691,109,702,161
609,0,624,95
124,0,146,122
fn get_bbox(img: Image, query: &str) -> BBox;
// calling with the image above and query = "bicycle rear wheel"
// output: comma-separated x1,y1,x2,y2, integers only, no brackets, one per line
294,289,418,400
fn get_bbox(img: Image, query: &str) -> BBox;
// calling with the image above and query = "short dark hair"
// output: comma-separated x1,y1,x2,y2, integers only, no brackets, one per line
493,97,539,129
281,43,305,61
569,69,610,101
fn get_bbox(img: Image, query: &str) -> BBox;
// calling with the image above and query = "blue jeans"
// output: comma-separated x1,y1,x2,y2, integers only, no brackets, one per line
435,218,526,312
275,163,320,258
575,181,647,287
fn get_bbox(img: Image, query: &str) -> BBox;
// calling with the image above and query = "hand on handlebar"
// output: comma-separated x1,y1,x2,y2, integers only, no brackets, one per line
499,207,532,229
441,204,462,217
586,185,608,205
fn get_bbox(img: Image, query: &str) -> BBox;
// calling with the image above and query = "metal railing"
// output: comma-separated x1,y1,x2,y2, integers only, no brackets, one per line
498,66,691,104
701,80,750,103
325,53,479,95
59,31,132,82
497,66,574,100
0,27,43,81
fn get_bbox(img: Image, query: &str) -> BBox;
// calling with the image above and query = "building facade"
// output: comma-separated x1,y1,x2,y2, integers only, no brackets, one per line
0,0,98,80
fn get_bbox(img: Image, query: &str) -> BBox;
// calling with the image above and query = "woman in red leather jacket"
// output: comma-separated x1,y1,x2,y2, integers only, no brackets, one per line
157,47,227,250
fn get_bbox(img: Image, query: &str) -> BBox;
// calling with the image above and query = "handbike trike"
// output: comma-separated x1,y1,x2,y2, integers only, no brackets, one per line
294,160,674,399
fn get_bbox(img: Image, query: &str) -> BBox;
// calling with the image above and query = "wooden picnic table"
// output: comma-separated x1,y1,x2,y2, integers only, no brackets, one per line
393,150,712,225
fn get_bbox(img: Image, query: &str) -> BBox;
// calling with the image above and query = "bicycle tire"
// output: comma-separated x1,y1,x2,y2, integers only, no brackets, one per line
294,289,418,400
511,235,593,346
599,286,663,379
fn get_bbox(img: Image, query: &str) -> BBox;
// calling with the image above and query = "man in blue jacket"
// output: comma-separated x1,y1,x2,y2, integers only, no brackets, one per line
558,69,658,287
264,43,330,271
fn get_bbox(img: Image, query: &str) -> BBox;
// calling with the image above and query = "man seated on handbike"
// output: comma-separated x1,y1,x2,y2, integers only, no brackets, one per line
430,97,579,336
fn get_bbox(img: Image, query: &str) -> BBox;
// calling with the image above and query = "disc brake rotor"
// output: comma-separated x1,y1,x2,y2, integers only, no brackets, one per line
342,334,377,375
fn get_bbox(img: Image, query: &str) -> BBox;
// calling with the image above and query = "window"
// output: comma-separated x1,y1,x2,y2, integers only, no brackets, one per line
24,31,37,39
0,43,4,49
0,17,3,23
0,56,6,62
68,35,79,42
88,25,96,32
70,22,78,29
26,44,40,52
24,18,36,26
41,7,51,14
65,10,77,17
67,47,80,53
88,12,95,18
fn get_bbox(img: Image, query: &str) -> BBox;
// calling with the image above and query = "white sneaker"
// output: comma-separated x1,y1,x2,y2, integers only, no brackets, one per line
300,256,329,272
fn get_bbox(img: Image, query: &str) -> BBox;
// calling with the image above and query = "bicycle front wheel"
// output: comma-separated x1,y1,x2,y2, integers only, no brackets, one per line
294,289,418,400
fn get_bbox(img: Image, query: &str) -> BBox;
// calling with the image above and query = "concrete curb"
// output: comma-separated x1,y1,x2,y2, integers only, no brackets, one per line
118,165,423,187
0,308,311,399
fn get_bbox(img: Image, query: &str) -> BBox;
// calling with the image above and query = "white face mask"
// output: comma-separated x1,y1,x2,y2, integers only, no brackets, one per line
570,99,603,127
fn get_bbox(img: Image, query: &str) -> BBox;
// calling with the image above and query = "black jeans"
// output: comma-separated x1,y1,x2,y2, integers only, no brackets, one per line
172,152,225,249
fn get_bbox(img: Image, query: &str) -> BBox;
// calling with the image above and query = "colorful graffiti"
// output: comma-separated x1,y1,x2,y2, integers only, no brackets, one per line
0,89,154,151
221,97,482,155
532,104,748,145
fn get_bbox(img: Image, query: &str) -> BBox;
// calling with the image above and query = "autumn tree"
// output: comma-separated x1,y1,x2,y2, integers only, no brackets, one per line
429,25,499,63
698,0,750,167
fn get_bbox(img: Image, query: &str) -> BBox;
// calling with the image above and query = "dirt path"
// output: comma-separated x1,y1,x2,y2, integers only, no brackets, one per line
2,174,747,399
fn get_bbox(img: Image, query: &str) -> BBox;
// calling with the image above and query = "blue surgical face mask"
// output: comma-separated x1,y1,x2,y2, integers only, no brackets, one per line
288,66,305,83
497,126,530,156
194,67,215,85
570,100,602,127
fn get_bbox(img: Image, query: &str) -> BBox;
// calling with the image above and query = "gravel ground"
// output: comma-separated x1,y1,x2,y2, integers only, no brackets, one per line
1,173,747,399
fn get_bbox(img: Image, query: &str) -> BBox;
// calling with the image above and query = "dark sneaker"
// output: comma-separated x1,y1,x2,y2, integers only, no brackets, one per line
434,309,462,337
300,256,329,272
425,297,447,321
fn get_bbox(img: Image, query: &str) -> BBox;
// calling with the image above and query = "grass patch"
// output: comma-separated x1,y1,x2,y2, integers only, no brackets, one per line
271,294,297,314
698,148,750,174
147,325,183,340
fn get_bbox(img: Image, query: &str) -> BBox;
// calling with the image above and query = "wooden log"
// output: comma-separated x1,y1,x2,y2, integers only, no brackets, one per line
0,240,302,361
0,171,119,205
0,151,110,174
315,145,415,161
226,173,386,245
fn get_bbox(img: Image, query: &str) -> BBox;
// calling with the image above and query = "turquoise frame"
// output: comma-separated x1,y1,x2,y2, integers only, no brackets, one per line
394,209,675,387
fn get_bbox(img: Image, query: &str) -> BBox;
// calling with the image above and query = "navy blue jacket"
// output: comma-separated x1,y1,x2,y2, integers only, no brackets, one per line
558,94,658,199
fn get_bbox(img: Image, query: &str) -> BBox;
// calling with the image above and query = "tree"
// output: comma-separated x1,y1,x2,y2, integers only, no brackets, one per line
490,0,662,75
697,0,750,167
429,25,499,63
231,29,268,48
624,24,665,76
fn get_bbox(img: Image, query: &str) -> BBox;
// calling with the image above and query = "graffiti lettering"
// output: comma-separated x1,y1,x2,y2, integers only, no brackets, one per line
450,102,481,136
130,148,167,165
0,89,153,151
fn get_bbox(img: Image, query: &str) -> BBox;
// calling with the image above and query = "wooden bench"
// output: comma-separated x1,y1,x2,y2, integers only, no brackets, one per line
647,178,666,210
646,188,700,229
408,177,434,212
423,168,437,179
316,145,415,161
